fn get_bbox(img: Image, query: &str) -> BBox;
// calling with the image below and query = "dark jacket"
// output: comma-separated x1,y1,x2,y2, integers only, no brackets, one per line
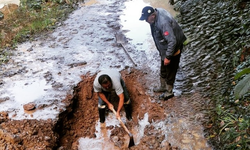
150,8,186,60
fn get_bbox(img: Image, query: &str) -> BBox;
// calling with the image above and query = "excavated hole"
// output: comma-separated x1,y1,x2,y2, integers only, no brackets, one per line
54,68,167,149
0,68,211,149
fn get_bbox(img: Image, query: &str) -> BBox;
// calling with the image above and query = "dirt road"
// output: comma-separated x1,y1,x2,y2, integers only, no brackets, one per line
0,0,213,149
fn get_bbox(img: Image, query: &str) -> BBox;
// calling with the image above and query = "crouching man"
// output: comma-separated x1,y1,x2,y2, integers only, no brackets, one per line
93,69,132,123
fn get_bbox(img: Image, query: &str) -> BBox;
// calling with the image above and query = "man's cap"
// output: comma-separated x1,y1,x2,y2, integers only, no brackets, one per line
139,6,155,21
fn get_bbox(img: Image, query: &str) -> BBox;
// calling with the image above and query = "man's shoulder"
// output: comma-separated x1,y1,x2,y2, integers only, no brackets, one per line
157,8,172,18
156,8,168,13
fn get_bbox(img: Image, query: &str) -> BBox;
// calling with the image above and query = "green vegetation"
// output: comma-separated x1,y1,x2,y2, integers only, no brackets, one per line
200,0,250,149
1,0,249,149
208,55,250,149
0,0,77,64
234,68,250,99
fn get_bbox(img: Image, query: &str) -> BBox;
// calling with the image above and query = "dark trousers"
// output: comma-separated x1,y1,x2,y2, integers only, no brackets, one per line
160,53,181,86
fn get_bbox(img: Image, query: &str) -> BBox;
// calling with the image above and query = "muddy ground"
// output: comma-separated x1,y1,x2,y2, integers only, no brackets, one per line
0,0,213,149
56,69,211,150
0,68,211,149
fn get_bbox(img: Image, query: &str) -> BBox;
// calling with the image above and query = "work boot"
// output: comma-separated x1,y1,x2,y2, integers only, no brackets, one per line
166,84,173,93
159,91,174,100
153,77,167,92
159,84,174,100
124,103,132,121
98,108,106,123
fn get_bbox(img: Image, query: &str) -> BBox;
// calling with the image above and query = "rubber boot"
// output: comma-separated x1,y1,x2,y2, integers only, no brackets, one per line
98,108,106,123
124,104,132,121
153,77,167,92
166,84,173,93
159,84,174,100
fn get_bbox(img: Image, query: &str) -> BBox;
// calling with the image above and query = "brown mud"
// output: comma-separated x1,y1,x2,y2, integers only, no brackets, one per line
0,68,211,149
0,0,213,149
56,69,170,149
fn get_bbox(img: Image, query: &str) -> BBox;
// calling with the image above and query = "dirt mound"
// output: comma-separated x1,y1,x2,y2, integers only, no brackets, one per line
0,118,57,149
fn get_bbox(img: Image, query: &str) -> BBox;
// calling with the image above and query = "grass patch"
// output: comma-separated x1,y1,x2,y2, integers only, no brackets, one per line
0,0,78,64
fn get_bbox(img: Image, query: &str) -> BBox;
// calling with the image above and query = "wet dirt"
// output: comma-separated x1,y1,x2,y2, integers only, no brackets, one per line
0,68,212,149
55,68,212,150
0,0,214,149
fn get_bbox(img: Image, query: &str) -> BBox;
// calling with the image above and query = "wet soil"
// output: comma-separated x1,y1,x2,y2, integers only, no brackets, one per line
55,68,210,150
0,68,211,149
0,0,215,149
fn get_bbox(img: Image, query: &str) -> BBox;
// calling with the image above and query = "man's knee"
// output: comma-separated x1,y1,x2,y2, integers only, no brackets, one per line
98,104,106,109
124,99,132,120
124,98,131,105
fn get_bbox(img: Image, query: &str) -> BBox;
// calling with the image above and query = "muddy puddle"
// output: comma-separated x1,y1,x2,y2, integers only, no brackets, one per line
0,0,214,149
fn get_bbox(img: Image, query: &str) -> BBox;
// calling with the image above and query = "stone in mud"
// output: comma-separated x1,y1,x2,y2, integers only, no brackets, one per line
0,11,3,20
71,141,79,150
0,111,8,118
68,61,87,68
0,111,9,122
44,136,51,141
23,102,36,111
160,140,171,150
111,135,119,143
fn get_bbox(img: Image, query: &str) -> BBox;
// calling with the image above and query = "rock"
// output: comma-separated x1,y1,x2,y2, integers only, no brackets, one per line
71,141,79,150
111,136,119,143
44,136,51,141
0,11,4,20
0,111,8,118
23,102,36,111
160,140,171,150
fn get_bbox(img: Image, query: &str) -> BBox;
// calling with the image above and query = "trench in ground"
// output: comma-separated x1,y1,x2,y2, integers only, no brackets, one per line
54,68,163,149
54,68,213,149
0,69,212,149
